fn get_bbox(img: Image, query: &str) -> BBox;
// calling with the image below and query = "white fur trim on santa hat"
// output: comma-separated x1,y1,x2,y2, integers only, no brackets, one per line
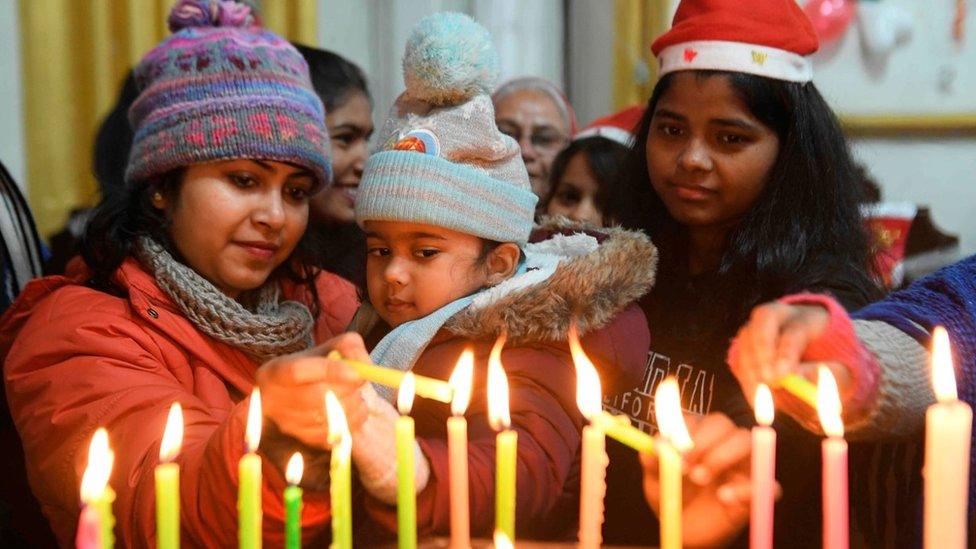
574,126,634,147
658,40,813,83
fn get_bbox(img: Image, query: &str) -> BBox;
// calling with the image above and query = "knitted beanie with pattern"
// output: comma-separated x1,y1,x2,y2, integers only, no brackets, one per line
355,12,538,246
125,0,332,191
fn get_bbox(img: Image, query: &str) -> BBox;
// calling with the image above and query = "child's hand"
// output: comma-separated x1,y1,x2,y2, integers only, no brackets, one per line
641,413,777,548
255,333,369,449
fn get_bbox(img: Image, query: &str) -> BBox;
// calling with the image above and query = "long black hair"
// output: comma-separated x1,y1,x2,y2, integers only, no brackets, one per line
541,136,630,225
80,171,322,317
613,70,882,328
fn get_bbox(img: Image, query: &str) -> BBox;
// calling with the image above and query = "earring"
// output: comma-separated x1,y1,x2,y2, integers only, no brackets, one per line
152,192,164,206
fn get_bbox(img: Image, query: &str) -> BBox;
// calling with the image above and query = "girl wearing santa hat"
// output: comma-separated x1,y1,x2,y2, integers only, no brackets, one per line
605,0,892,546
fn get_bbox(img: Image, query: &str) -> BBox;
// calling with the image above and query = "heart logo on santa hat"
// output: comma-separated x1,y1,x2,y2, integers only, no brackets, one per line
683,48,698,62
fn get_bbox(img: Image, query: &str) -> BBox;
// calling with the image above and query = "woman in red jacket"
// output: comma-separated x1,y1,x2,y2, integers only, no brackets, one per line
1,2,367,546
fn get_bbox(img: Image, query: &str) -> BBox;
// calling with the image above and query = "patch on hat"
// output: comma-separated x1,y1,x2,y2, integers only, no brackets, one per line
393,129,441,157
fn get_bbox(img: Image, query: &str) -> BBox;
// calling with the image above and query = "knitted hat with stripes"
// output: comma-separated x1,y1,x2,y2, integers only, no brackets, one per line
355,12,537,246
125,0,331,190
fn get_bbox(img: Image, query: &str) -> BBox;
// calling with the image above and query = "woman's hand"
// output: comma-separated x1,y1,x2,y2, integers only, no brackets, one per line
255,332,370,449
642,413,776,548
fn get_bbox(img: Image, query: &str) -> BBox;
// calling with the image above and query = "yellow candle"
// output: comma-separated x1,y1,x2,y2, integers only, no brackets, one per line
568,324,608,549
326,351,453,403
924,327,972,549
488,334,517,541
156,402,183,549
79,428,116,549
751,385,776,549
325,391,352,549
654,377,693,549
239,389,263,549
448,350,474,549
397,373,418,549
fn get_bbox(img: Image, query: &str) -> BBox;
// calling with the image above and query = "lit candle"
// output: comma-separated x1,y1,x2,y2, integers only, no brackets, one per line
493,530,513,549
924,327,972,549
818,366,848,549
448,350,474,549
78,428,116,549
655,377,693,549
488,333,517,541
750,384,776,549
156,402,183,549
568,324,608,549
284,453,304,549
239,389,263,549
397,373,418,549
326,391,353,549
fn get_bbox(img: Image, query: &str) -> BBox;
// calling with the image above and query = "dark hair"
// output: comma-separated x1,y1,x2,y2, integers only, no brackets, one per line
80,171,322,317
613,70,882,327
541,136,630,224
92,70,139,199
293,44,370,112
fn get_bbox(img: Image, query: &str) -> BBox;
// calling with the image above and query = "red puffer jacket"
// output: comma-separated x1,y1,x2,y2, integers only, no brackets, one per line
0,257,358,547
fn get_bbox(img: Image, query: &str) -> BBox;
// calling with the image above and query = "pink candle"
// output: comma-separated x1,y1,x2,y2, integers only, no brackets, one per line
76,505,101,549
750,384,776,549
448,350,474,549
818,366,848,549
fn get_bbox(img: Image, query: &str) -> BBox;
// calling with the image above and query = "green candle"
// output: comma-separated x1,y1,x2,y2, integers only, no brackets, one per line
487,334,517,541
397,374,417,549
96,487,116,549
156,402,183,549
239,390,263,549
284,452,304,549
326,391,352,549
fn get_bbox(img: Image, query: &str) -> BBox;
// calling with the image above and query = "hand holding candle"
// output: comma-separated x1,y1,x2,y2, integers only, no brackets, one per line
78,428,115,549
923,327,972,549
818,366,848,549
284,453,304,549
488,333,517,541
156,402,183,549
396,373,418,549
448,350,474,549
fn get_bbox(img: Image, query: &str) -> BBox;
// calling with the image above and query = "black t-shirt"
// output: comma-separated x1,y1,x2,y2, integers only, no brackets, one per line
602,271,877,548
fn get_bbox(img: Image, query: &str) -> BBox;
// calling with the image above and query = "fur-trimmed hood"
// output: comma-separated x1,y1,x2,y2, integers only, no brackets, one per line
445,217,657,344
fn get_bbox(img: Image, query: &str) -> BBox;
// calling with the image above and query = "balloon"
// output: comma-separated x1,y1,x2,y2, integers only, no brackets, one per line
804,0,857,45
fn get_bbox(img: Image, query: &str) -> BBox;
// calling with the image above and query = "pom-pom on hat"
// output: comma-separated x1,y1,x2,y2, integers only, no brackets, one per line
126,0,332,190
574,105,645,147
356,12,537,246
652,0,819,83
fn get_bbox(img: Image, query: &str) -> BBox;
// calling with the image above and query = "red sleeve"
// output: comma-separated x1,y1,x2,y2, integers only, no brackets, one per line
3,293,333,547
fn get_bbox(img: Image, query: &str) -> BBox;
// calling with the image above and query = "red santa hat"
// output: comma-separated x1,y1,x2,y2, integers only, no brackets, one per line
574,105,645,147
652,0,819,83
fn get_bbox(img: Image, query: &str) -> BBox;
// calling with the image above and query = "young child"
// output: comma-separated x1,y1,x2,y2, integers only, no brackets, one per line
541,106,643,227
602,0,885,545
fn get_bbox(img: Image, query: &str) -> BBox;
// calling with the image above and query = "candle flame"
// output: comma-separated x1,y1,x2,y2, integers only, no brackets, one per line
245,388,262,453
325,390,351,452
449,349,475,416
487,332,511,431
568,322,603,420
286,452,304,486
932,326,958,402
493,530,513,549
816,366,844,438
754,384,774,427
654,377,693,452
398,372,417,415
80,428,114,504
159,401,184,462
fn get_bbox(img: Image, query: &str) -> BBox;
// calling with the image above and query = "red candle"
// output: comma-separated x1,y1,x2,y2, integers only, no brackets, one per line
818,366,848,549
750,384,776,549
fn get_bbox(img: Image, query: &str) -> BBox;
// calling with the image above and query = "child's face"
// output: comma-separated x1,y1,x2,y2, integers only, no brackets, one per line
365,220,491,328
546,152,605,226
645,72,779,230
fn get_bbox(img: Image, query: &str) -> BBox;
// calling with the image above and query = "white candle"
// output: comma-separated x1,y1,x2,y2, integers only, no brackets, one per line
448,350,474,549
924,327,972,549
750,384,776,549
818,366,848,549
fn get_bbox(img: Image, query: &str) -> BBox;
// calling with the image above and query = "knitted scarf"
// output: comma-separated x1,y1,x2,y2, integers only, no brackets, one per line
135,237,314,361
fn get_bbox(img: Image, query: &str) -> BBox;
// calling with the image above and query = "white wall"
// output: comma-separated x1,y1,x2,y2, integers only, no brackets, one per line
0,1,26,189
